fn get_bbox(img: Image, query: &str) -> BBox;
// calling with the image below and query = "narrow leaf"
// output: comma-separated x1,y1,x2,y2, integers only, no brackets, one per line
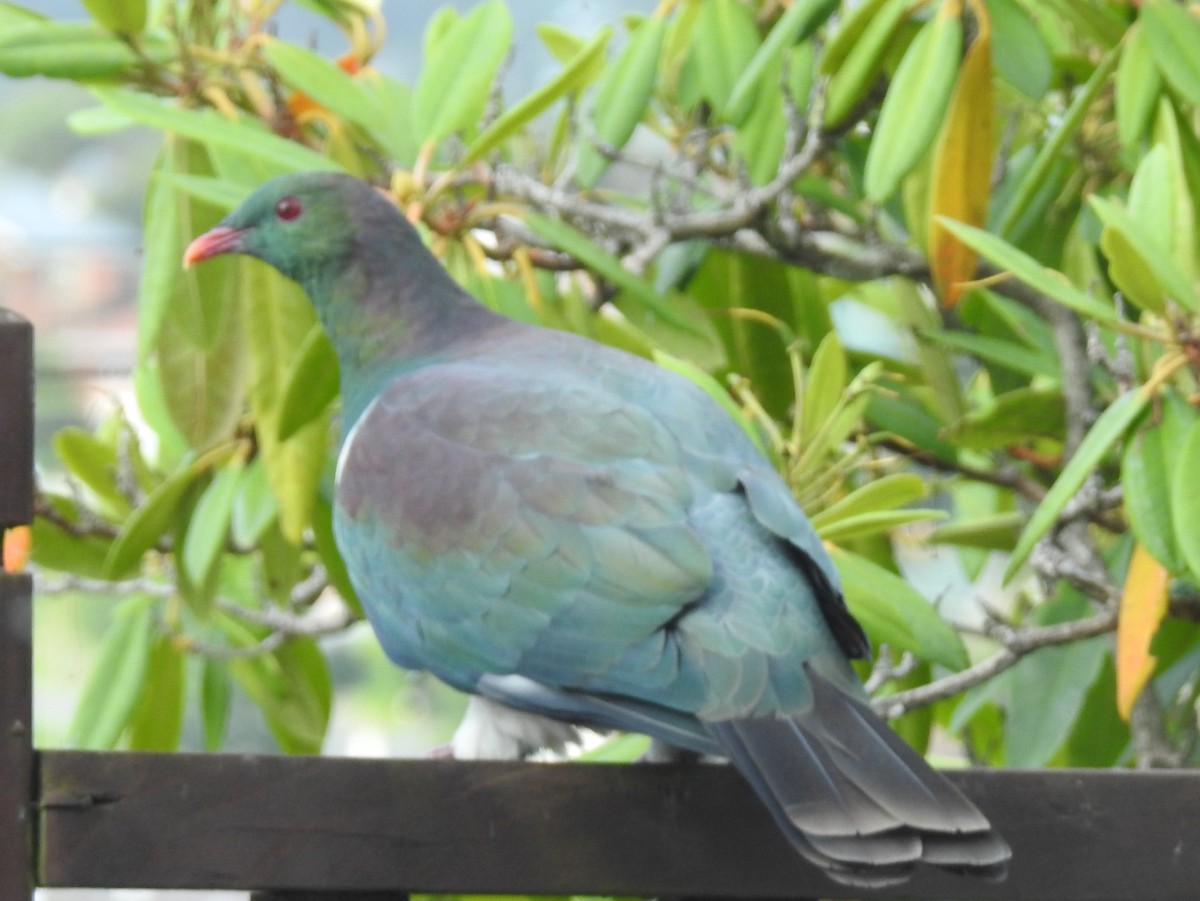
928,7,993,304
1171,417,1200,583
1116,22,1162,150
1116,543,1171,720
263,40,381,132
1005,390,1150,581
1091,194,1199,312
80,0,145,33
91,87,340,174
801,331,847,442
831,549,968,670
995,46,1119,237
461,26,612,166
413,0,513,142
811,473,928,531
822,0,910,125
865,4,962,203
0,21,168,78
127,634,185,751
816,508,947,543
1141,0,1200,106
277,325,340,443
104,461,201,579
576,14,666,187
725,0,837,124
68,595,157,750
181,459,245,589
937,219,1120,325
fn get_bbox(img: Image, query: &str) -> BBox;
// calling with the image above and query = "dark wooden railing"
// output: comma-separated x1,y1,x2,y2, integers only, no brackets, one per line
5,309,1200,901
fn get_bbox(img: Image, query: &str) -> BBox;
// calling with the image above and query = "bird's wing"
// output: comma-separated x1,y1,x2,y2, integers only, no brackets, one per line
335,360,715,699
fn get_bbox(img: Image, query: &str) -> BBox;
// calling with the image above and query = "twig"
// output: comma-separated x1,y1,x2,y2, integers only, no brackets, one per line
873,607,1118,718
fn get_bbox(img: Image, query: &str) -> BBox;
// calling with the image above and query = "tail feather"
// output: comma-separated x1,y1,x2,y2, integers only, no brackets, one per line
703,668,1010,886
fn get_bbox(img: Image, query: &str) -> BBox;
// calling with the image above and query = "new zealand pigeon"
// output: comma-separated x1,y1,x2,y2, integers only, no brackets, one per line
184,172,1009,886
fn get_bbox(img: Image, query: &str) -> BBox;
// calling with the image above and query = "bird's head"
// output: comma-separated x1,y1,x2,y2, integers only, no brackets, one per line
183,172,385,285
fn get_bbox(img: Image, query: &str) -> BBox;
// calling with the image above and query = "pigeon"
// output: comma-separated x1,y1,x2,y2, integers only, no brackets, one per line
184,171,1009,886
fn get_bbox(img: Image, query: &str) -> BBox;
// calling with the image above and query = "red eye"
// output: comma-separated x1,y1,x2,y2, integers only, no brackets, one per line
275,196,303,221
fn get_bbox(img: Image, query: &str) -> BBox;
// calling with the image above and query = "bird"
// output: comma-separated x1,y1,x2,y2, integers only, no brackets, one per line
184,171,1010,887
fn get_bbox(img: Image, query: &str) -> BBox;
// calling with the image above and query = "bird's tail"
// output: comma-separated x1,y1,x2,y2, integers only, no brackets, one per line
704,669,1010,888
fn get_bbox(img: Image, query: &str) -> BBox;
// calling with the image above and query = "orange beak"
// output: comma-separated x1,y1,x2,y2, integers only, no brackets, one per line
183,226,247,267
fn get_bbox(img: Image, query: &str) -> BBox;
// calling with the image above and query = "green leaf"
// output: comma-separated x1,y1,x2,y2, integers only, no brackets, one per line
1141,0,1200,106
937,219,1120,325
53,427,131,518
1091,194,1199,312
80,0,145,33
1171,417,1200,584
724,0,837,123
413,0,513,143
68,594,157,750
0,3,42,28
864,6,962,202
226,628,332,755
801,332,848,443
159,173,249,210
231,456,280,548
31,508,112,579
1123,405,1191,574
155,292,246,449
683,0,760,120
989,0,1051,99
731,53,786,185
242,263,332,544
687,249,799,420
811,473,928,531
91,87,340,174
866,386,957,463
995,46,1119,237
932,512,1023,551
201,658,231,751
576,14,666,187
262,40,380,131
355,70,420,166
831,549,968,670
277,325,340,443
524,213,710,342
0,21,168,78
816,508,947,543
821,0,910,125
104,460,201,579
182,459,244,590
126,634,185,752
1006,590,1108,767
1116,22,1163,150
461,26,612,167
919,328,1059,380
312,494,363,618
942,388,1066,451
1006,389,1151,581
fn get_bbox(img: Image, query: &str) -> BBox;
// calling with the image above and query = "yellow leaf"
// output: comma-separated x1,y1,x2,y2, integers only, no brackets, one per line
928,0,993,306
1116,542,1171,720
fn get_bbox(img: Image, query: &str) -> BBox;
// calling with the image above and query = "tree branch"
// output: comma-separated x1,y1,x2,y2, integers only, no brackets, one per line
873,607,1118,718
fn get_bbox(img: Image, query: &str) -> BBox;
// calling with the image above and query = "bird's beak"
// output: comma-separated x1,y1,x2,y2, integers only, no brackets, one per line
183,225,248,267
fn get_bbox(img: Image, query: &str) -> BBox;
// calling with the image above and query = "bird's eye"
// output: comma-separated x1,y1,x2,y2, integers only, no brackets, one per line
275,196,303,221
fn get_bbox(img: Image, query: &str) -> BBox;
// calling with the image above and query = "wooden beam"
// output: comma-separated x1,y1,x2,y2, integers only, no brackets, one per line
0,311,33,529
36,749,1200,900
0,310,35,900
1,575,33,901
